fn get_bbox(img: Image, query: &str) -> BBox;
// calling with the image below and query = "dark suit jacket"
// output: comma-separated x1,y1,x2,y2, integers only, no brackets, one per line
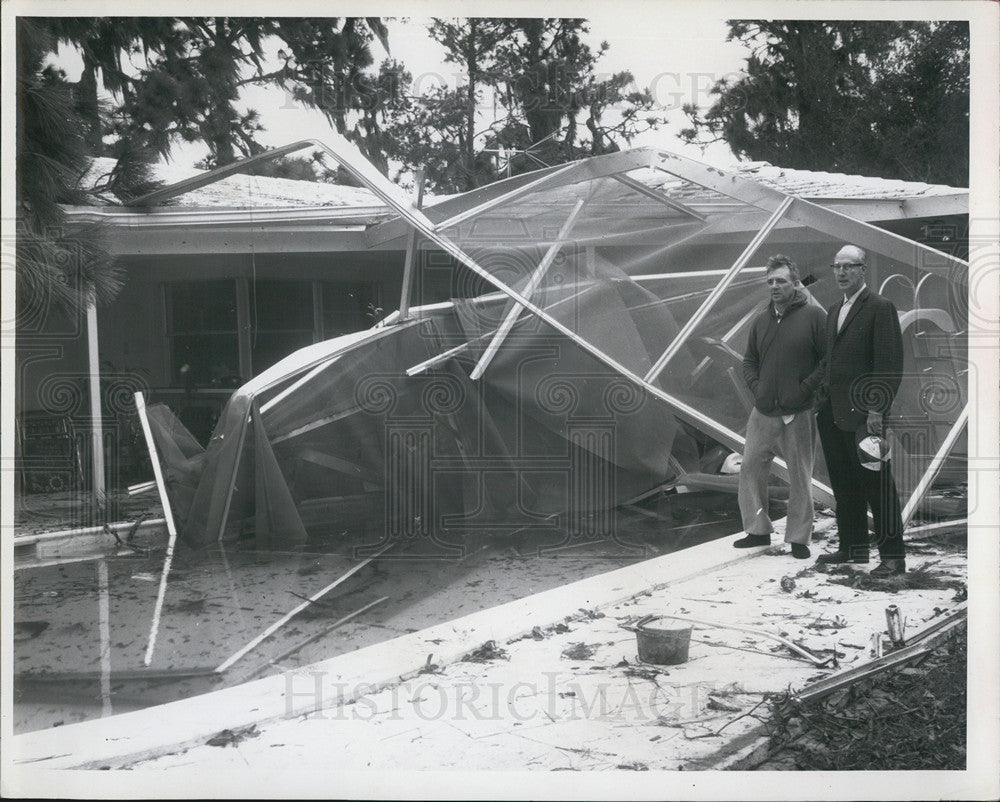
819,287,904,432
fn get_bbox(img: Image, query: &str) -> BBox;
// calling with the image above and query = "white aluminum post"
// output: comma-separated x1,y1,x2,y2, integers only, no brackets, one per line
398,170,426,322
470,197,587,380
86,296,106,509
901,405,969,526
134,391,180,666
643,195,793,384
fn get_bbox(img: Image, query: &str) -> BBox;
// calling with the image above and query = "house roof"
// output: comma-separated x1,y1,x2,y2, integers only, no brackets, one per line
728,161,964,201
69,145,968,256
83,157,383,210
82,152,966,214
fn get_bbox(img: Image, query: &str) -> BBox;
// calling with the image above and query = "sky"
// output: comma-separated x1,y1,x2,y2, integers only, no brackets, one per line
52,12,750,182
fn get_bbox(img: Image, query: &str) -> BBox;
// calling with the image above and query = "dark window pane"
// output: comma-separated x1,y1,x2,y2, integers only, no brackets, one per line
169,280,237,332
168,280,239,387
171,333,240,386
252,280,314,331
322,281,382,336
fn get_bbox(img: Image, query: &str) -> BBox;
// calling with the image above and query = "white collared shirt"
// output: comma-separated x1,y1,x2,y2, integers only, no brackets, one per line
837,283,867,332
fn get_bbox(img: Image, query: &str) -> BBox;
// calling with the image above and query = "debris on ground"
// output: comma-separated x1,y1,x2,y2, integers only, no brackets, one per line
755,627,967,770
167,597,208,615
561,642,599,660
623,664,666,681
14,621,50,641
462,640,509,663
779,576,796,593
206,724,260,748
805,615,848,632
822,564,964,593
417,654,442,674
509,622,573,643
706,697,742,713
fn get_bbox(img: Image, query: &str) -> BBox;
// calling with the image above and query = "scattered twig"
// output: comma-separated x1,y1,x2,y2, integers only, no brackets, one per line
708,696,771,738
463,640,509,663
206,724,260,747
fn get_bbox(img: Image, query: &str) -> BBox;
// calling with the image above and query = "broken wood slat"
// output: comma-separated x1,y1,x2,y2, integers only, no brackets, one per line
215,543,394,673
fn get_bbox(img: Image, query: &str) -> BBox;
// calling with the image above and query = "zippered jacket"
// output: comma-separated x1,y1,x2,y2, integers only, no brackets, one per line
742,290,826,416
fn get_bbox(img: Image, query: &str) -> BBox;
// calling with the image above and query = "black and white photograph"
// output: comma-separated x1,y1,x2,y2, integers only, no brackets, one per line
3,1,998,798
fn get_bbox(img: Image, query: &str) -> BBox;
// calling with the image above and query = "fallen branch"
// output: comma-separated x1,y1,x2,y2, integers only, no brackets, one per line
686,696,771,739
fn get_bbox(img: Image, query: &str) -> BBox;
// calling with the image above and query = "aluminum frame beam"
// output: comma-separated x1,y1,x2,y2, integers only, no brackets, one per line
129,141,319,206
365,148,659,246
900,405,969,526
610,173,707,222
644,196,793,383
469,197,587,380
398,169,426,321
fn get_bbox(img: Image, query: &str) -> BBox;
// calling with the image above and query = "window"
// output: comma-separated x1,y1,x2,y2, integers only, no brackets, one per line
250,280,315,375
166,280,239,386
321,280,383,337
165,278,385,385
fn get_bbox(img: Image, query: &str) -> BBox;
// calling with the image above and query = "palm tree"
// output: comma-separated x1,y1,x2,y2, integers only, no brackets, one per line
17,17,123,315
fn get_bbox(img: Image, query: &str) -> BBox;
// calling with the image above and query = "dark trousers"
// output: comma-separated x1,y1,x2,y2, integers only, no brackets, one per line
816,403,906,560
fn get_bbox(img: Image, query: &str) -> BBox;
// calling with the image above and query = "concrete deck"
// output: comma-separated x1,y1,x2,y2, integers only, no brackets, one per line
10,517,968,784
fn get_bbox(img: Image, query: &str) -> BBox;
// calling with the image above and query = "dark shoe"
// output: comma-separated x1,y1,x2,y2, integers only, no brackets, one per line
734,534,771,548
869,559,906,578
791,543,811,559
815,549,869,566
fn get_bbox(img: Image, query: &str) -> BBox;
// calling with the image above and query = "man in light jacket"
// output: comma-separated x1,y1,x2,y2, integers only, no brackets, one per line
734,254,827,559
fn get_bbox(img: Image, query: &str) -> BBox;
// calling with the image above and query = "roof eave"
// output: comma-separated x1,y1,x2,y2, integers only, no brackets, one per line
61,203,395,228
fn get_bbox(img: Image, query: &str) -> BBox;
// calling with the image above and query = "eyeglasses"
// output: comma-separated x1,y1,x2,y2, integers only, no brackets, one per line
831,262,865,271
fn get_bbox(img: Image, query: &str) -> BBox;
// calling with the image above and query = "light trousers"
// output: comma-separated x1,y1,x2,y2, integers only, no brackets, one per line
738,407,817,545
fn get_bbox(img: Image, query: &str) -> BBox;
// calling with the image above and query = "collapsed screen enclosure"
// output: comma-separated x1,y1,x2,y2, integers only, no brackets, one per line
144,144,967,554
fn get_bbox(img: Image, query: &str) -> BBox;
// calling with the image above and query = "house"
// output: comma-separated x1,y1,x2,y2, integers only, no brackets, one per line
14,140,969,508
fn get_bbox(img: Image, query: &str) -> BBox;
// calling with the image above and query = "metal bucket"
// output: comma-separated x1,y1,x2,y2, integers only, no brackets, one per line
634,620,692,665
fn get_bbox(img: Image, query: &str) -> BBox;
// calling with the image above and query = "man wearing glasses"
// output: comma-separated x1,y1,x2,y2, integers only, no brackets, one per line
814,245,907,577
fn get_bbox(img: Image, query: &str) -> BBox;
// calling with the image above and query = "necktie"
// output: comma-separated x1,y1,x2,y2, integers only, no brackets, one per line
837,298,851,332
